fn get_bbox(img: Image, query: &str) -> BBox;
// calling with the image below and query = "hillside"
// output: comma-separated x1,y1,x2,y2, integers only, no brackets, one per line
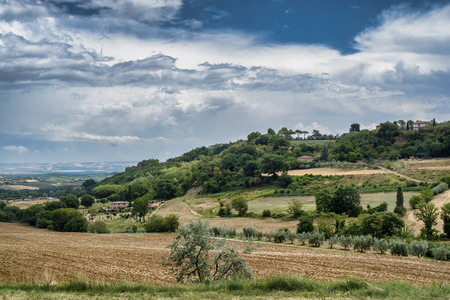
94,121,450,202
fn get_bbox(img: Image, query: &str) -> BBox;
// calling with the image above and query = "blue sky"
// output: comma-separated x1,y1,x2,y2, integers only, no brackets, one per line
1,0,450,163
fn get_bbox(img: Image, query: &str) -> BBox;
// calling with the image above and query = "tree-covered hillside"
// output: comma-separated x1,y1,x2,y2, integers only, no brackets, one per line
95,121,450,202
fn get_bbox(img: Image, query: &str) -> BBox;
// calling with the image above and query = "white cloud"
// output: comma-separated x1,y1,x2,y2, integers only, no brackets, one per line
3,145,28,154
294,122,333,135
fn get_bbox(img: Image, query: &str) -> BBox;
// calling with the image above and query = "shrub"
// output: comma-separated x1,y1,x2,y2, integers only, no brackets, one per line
163,214,180,232
265,231,274,242
297,214,315,233
225,227,237,238
372,238,388,254
338,236,353,250
273,230,287,243
262,209,272,218
163,220,252,283
352,235,372,252
308,232,325,247
297,232,309,245
88,220,109,234
286,231,297,244
145,214,180,233
409,240,428,258
390,240,408,256
409,195,423,209
432,246,450,261
431,182,448,195
327,236,339,249
243,226,258,240
393,205,407,216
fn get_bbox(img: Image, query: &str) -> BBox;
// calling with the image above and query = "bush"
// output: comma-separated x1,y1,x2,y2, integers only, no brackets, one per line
243,226,258,240
163,220,252,283
390,240,408,256
431,182,448,195
338,236,353,250
273,230,287,243
393,205,407,216
352,235,372,252
145,214,179,233
262,209,272,218
409,240,428,258
265,231,274,242
297,214,315,233
372,238,388,254
409,195,423,209
327,236,339,249
88,220,109,234
308,232,325,247
432,246,450,261
297,232,309,245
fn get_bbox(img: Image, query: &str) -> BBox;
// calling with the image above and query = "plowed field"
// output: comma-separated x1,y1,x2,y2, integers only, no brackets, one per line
1,223,449,286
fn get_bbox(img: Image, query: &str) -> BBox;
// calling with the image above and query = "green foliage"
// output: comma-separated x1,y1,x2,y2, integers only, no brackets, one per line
145,214,180,233
414,202,439,239
360,212,404,238
217,202,232,217
372,238,388,254
231,196,248,217
409,195,423,209
308,232,325,247
21,204,45,226
409,240,428,258
287,198,304,219
390,240,408,256
93,185,125,199
352,235,372,252
44,201,66,211
366,202,388,214
163,220,252,283
273,230,287,243
327,236,339,249
442,203,450,238
51,208,87,232
432,246,450,261
420,188,434,203
88,220,109,234
59,195,80,209
107,194,120,202
297,214,315,233
132,197,149,221
396,187,404,207
330,185,362,217
80,194,95,208
431,182,448,195
393,205,407,216
338,236,353,250
259,154,287,176
262,209,272,218
315,189,332,214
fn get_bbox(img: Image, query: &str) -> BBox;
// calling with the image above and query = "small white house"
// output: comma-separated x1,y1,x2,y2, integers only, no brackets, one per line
412,121,429,130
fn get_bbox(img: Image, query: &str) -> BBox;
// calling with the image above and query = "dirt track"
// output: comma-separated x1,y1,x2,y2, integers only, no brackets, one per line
1,223,449,286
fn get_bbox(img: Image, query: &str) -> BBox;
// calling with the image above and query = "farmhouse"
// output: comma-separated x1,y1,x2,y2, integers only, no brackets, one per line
412,121,429,130
297,155,314,162
111,201,129,210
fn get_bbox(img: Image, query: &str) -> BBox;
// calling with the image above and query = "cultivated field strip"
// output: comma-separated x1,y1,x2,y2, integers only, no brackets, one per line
1,223,449,285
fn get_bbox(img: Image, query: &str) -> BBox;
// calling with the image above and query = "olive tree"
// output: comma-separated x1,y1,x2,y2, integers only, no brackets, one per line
163,220,252,283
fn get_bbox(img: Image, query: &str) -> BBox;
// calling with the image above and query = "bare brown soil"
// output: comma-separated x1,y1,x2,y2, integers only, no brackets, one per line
11,199,58,209
1,223,449,286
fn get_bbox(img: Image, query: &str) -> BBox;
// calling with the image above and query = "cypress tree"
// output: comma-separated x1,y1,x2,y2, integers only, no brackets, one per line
396,187,404,207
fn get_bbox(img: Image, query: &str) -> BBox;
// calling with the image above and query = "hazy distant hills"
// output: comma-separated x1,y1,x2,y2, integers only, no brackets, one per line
0,162,137,175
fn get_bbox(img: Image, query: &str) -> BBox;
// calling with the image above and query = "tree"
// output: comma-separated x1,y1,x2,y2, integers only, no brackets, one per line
297,214,315,233
330,185,362,217
163,220,252,283
231,196,248,217
44,201,66,211
259,154,287,176
287,199,304,219
80,194,95,208
59,195,79,209
414,202,439,239
132,196,149,222
396,187,404,207
360,212,404,238
442,203,450,238
81,179,96,191
315,189,332,213
409,240,428,258
51,208,87,232
349,123,360,132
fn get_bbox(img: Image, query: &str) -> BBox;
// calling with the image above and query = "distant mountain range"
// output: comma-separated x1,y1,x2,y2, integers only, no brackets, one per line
0,162,137,175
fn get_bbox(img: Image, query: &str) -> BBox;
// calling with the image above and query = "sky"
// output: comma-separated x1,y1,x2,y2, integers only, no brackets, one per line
1,0,450,163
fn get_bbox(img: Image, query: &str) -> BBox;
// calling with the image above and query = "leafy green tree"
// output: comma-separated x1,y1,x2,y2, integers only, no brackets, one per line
155,178,178,200
278,172,293,188
93,185,124,199
231,196,248,217
315,189,332,213
373,238,388,254
297,214,314,233
409,195,423,209
132,196,149,222
163,214,180,232
59,195,79,209
442,203,450,238
268,135,289,150
414,202,439,239
349,123,360,132
259,154,287,176
420,188,434,203
396,187,404,207
80,194,95,208
330,185,362,217
21,204,45,226
107,194,120,202
88,220,109,233
81,179,96,191
360,212,404,238
163,220,252,283
287,199,304,219
409,240,428,258
44,201,66,211
51,208,87,232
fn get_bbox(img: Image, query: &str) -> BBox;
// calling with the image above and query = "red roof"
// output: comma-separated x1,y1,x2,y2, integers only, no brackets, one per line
413,121,428,124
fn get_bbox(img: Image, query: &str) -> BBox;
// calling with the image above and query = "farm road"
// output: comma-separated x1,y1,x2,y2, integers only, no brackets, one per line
377,166,422,183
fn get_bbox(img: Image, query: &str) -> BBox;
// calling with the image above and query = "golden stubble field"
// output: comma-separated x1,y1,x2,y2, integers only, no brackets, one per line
1,223,449,286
